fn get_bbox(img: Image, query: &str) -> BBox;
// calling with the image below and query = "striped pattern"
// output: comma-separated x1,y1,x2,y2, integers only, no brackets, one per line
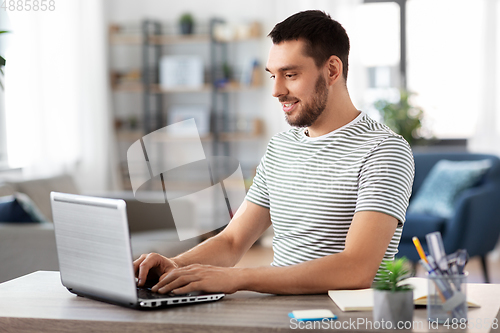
246,112,414,281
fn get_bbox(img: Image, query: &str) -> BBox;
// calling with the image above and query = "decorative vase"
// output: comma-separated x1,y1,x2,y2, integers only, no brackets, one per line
180,22,193,35
373,289,413,327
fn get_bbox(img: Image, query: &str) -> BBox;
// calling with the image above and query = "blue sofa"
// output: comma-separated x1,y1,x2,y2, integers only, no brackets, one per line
397,152,500,282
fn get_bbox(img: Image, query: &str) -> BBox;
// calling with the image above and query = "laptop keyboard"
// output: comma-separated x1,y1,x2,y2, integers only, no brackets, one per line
137,287,190,299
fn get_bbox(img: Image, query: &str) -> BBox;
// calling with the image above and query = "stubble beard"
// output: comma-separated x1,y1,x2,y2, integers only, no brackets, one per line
283,74,328,128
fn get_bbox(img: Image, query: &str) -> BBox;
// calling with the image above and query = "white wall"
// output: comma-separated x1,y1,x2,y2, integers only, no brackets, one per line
105,0,276,24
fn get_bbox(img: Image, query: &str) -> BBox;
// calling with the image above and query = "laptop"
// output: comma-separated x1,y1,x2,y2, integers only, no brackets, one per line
50,192,225,309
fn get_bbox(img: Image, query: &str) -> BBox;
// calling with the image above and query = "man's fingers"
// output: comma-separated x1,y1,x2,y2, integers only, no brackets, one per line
151,271,175,292
152,268,193,292
171,281,201,295
147,264,234,294
133,252,179,287
136,253,161,287
156,273,200,294
133,254,147,276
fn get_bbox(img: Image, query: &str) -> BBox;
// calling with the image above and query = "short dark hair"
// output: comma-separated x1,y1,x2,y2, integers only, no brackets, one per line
268,10,350,80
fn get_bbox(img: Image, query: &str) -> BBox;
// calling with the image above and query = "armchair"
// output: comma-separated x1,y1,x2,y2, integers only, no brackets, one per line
397,152,500,282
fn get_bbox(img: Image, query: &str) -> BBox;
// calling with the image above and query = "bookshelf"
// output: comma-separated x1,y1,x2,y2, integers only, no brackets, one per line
109,19,264,190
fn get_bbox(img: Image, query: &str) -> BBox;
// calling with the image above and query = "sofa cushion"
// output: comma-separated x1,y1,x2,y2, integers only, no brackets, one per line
401,213,447,241
15,192,49,222
0,194,47,223
8,174,79,222
0,196,35,222
407,159,492,218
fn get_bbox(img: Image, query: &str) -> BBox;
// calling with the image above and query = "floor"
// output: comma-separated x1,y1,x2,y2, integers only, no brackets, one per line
236,245,500,284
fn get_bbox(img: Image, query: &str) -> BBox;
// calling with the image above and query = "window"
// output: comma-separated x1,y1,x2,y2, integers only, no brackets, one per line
407,0,483,139
360,0,490,139
356,2,401,120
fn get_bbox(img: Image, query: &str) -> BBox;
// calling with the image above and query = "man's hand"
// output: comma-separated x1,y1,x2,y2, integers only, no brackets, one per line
133,253,179,287
150,264,242,295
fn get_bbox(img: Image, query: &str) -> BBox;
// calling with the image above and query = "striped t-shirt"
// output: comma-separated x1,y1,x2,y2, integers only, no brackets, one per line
245,112,414,280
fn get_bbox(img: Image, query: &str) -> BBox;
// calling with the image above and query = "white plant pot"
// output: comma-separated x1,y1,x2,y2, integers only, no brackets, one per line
373,289,414,327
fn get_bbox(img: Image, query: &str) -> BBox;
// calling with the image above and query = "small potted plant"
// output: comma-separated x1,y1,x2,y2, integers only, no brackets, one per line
373,258,414,326
179,13,194,35
0,30,8,91
374,90,424,146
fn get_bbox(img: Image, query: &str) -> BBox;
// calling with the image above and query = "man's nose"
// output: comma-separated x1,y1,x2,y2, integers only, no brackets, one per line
272,77,288,98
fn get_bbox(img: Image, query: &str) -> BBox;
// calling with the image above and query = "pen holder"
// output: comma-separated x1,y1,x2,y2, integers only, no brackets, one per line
427,272,468,323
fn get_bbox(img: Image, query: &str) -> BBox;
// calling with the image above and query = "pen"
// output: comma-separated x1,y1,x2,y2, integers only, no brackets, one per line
456,249,468,275
419,259,451,297
426,232,448,272
428,255,462,292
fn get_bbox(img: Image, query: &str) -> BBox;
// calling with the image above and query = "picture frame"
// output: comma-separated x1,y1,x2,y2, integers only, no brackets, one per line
168,105,210,136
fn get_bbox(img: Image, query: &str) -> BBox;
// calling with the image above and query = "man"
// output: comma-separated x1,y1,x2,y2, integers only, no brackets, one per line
134,10,414,295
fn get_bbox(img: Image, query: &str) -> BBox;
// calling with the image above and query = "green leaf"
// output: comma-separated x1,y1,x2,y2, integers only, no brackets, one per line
374,257,413,292
0,31,7,68
373,90,424,146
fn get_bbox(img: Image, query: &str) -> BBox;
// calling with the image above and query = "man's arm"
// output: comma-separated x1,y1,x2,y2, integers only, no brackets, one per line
135,200,271,286
151,210,398,294
173,200,271,268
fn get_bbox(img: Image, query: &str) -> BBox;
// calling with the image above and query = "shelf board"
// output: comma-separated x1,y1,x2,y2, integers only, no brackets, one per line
216,82,262,93
218,132,262,141
109,33,261,45
212,36,262,43
150,84,213,94
109,34,142,45
116,130,261,142
115,130,142,141
112,82,261,94
112,82,143,92
112,82,212,93
109,33,210,45
150,34,211,45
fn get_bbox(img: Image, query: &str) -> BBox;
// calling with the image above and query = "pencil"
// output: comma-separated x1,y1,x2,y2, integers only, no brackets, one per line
412,236,428,264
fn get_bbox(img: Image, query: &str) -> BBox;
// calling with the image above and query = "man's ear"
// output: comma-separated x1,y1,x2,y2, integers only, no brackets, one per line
325,55,343,86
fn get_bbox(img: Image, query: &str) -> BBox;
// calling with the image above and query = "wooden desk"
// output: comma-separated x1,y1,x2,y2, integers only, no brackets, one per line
1,271,499,333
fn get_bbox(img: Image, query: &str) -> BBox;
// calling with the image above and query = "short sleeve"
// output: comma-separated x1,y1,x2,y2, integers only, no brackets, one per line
245,153,270,209
355,136,414,226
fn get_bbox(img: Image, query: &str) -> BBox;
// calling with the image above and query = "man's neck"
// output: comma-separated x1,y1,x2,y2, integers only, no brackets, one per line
306,90,360,138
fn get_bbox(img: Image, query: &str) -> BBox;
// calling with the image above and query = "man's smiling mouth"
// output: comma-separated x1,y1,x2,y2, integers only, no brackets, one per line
282,101,299,113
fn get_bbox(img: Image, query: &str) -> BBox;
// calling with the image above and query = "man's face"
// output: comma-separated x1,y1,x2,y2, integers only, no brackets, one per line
266,40,329,128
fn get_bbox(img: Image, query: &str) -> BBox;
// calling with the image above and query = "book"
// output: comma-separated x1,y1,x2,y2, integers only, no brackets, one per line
328,277,480,312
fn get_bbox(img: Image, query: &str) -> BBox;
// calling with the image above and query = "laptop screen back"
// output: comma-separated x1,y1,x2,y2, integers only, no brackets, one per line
51,192,137,305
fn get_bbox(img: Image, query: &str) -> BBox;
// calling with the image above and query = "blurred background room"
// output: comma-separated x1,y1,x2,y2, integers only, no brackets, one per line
1,0,499,284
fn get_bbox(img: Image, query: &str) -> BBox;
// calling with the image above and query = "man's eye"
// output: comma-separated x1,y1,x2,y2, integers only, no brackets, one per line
269,75,275,79
286,74,296,78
